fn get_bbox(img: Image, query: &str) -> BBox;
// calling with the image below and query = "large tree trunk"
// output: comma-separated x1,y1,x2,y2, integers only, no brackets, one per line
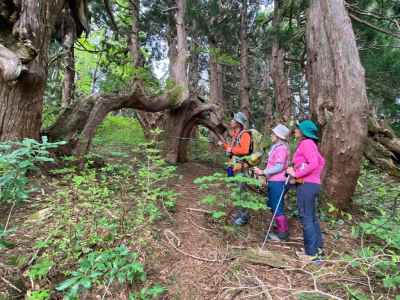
163,0,190,163
239,0,251,119
209,42,224,122
271,0,291,123
0,75,44,141
0,1,66,141
0,0,89,141
261,58,273,134
306,0,369,209
129,0,163,139
61,47,75,108
61,8,77,108
208,39,225,151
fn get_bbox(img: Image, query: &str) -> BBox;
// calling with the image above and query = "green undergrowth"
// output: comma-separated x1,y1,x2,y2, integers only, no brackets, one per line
194,172,265,224
0,137,65,203
1,132,174,299
345,163,400,298
314,163,400,298
93,114,146,147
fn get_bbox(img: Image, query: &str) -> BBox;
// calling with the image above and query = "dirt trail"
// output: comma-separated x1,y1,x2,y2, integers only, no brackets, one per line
153,162,357,300
154,162,300,299
157,162,231,299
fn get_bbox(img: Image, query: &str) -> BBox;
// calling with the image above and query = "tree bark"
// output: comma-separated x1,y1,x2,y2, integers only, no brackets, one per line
0,0,67,141
128,0,143,68
306,0,369,209
365,115,400,177
261,58,273,134
239,0,251,119
163,0,191,163
61,47,75,107
0,0,89,141
271,0,291,123
208,39,225,152
128,0,163,139
61,8,77,108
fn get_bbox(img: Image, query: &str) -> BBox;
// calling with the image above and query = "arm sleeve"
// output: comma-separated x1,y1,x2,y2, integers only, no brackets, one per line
264,163,284,176
294,141,319,178
231,132,251,155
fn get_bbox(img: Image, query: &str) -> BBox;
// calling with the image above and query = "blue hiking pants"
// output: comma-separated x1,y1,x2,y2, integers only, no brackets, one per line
267,181,286,216
296,183,324,256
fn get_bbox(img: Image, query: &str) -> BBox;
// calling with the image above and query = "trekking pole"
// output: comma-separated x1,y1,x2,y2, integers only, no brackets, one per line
261,175,291,249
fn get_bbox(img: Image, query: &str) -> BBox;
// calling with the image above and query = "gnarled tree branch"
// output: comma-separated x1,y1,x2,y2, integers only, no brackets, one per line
0,44,22,81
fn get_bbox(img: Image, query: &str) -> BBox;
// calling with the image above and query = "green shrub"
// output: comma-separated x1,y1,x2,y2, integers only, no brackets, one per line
27,289,50,300
0,137,65,203
57,245,165,300
132,129,178,223
28,258,54,281
194,172,265,222
0,225,15,249
344,163,400,298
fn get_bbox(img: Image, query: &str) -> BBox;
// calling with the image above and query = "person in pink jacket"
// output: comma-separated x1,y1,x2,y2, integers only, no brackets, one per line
286,120,325,263
254,124,290,241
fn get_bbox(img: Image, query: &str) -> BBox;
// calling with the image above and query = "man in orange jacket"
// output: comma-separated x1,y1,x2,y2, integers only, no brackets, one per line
218,112,252,225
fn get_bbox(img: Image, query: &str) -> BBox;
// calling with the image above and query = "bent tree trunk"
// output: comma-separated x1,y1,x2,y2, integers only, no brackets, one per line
306,0,369,209
43,88,225,158
44,0,225,159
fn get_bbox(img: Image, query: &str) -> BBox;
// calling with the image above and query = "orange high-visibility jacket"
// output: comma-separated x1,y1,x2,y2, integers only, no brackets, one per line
223,130,251,156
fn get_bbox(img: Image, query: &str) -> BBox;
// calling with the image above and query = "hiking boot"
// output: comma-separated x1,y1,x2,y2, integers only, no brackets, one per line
232,210,249,226
296,250,324,266
267,231,289,242
233,216,248,225
266,232,281,241
317,248,325,257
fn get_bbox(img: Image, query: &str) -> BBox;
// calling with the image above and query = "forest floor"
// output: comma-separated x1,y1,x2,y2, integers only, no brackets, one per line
0,158,371,300
1,116,397,299
145,162,361,300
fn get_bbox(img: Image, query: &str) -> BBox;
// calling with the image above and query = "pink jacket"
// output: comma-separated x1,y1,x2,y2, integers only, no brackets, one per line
292,139,325,184
266,143,289,181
